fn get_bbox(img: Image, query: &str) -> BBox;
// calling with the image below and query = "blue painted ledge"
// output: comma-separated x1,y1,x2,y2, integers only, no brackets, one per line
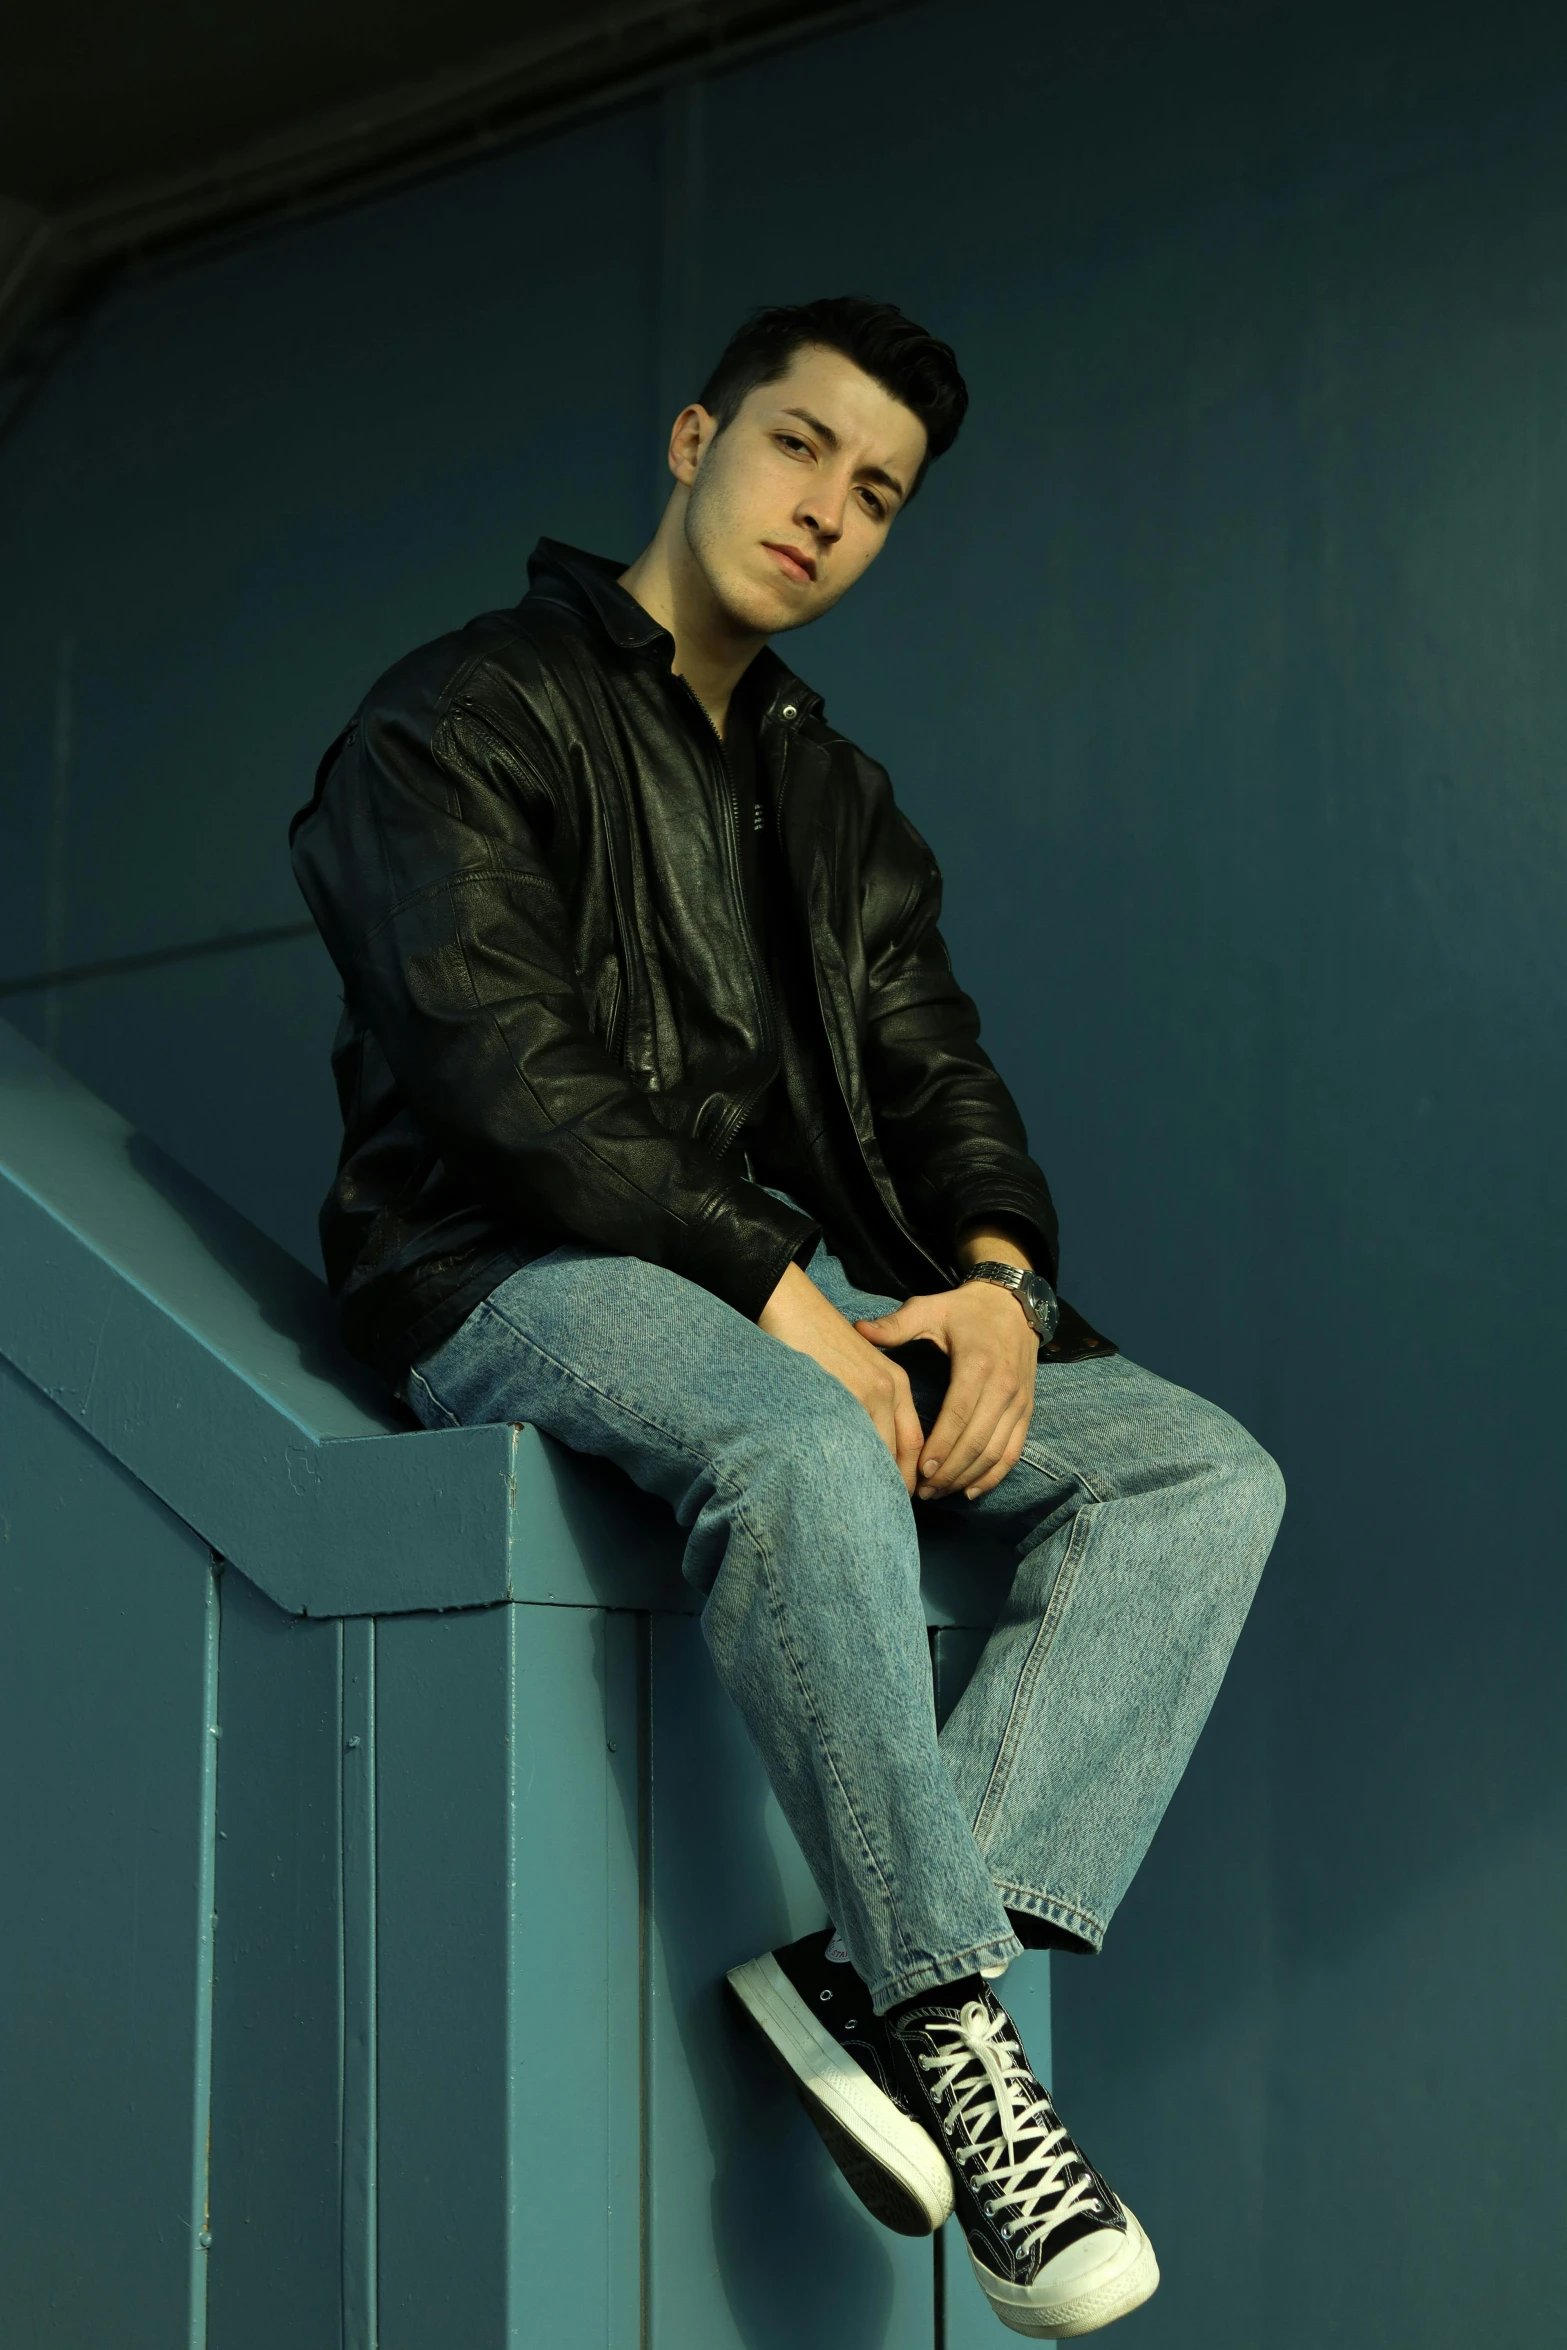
0,1018,1010,1629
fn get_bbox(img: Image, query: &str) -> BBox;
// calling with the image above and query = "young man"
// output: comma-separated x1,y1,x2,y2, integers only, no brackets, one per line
289,296,1283,2338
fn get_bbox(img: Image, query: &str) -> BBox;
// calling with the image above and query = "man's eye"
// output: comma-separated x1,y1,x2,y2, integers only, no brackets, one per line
861,490,886,519
778,434,810,455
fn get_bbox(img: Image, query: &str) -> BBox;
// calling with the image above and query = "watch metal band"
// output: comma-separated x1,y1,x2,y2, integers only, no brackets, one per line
958,1260,1058,1341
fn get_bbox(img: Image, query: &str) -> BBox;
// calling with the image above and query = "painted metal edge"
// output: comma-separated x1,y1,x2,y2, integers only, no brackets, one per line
0,1022,1011,1629
186,1559,222,2350
341,1620,378,2350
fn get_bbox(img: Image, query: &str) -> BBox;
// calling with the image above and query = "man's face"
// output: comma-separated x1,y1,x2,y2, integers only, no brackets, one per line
677,343,928,636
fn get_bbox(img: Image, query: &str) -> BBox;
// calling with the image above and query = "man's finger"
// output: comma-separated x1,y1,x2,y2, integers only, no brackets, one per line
857,1362,919,1493
931,1388,1018,1496
960,1399,1032,1498
893,1382,926,1491
943,1397,1025,1501
915,1367,989,1488
918,1361,1013,1493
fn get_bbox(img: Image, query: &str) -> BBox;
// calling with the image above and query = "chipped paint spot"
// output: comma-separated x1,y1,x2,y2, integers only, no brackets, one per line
284,1443,322,1499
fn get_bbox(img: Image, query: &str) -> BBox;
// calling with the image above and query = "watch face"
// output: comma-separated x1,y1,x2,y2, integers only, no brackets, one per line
965,1264,1058,1338
1023,1274,1060,1339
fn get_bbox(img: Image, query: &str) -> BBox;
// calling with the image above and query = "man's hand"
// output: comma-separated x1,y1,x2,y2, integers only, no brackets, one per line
759,1262,926,1493
855,1262,1038,1503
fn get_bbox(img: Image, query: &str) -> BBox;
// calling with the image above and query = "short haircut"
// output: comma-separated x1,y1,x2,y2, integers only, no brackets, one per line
696,295,968,498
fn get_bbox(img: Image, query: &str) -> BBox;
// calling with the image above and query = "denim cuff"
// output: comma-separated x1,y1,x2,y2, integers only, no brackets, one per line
868,1929,1026,2017
997,1885,1106,1956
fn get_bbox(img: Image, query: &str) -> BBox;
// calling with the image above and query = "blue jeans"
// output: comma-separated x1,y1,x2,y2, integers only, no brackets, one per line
400,1200,1284,2014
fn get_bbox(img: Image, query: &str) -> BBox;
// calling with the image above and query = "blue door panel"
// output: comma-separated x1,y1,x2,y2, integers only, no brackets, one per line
503,1601,642,2348
374,1599,642,2348
374,1602,516,2348
0,1355,216,2350
206,1569,345,2350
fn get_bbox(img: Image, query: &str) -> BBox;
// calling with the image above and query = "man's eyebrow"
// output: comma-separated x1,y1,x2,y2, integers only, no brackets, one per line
778,406,907,504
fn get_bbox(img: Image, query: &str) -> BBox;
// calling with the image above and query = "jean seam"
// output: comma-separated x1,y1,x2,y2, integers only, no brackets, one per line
441,1298,915,1966
405,1363,462,1429
1014,1433,1114,1506
752,1533,912,1967
971,1498,1096,1846
992,1882,1107,1947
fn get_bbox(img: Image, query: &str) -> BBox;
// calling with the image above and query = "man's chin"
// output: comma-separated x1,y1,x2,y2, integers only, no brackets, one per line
720,581,815,638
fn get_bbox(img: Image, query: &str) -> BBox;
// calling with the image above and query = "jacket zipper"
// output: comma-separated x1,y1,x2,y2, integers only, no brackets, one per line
800,882,954,1290
603,969,626,1062
678,677,778,1162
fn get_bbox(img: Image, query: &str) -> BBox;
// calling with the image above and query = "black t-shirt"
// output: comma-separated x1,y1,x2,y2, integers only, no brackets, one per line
720,672,815,1207
723,669,770,963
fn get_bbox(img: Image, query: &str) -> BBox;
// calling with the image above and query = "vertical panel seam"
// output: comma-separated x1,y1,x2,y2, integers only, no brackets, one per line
637,1611,653,2350
933,2218,946,2350
505,1602,521,2349
335,1619,348,2350
186,1554,222,2350
341,1618,378,2349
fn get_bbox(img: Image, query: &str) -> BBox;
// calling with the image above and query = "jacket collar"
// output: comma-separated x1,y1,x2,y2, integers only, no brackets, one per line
523,537,822,729
525,537,667,651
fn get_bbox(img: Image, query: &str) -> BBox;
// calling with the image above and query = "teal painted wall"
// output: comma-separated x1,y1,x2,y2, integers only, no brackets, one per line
2,2,1563,2343
0,1357,219,2349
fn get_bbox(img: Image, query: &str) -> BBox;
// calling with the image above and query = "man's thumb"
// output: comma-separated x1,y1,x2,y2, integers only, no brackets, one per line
855,1305,912,1346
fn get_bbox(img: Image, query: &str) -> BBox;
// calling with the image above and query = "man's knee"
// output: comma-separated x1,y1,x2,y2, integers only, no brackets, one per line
1189,1407,1286,1544
1251,1441,1287,1535
734,1372,910,1539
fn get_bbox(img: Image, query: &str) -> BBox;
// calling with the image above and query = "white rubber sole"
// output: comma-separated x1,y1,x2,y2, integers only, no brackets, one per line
971,2202,1160,2337
726,1952,955,2235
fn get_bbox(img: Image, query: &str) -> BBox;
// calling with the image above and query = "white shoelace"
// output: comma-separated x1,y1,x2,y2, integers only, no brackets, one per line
918,1999,1107,2261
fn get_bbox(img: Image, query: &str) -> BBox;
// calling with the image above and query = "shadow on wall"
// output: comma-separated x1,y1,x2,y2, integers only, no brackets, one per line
124,1128,404,1417
1,932,347,1277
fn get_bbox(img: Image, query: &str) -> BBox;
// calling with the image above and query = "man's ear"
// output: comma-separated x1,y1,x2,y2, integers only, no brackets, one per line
668,401,714,485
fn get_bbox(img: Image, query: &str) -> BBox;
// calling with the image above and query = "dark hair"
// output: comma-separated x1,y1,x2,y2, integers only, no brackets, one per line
696,296,968,498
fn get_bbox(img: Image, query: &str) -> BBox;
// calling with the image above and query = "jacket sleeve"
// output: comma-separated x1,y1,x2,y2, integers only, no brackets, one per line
289,690,818,1319
857,773,1061,1284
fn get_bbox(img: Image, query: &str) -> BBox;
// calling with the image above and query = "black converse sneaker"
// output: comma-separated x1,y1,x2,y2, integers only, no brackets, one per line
726,1928,955,2235
884,1983,1159,2337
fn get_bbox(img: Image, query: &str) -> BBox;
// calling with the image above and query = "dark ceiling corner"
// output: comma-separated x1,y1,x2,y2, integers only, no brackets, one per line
0,0,901,427
0,0,1309,435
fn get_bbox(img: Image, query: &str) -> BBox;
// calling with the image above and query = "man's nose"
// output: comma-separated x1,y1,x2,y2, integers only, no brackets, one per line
798,488,845,544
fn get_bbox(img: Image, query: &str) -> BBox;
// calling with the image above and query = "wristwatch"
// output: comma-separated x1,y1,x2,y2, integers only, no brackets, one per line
959,1261,1061,1343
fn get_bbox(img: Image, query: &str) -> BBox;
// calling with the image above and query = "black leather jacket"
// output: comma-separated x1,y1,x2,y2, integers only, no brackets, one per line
289,540,1095,1384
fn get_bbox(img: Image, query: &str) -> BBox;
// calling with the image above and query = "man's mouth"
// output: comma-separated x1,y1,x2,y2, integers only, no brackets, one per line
762,542,817,585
